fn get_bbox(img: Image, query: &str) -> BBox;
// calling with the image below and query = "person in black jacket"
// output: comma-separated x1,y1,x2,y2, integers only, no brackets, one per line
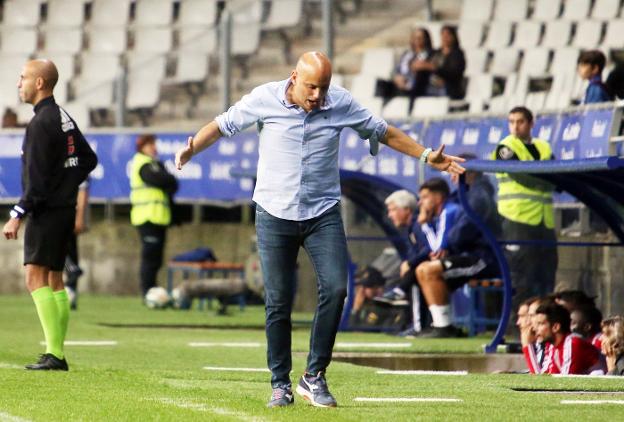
3,59,97,371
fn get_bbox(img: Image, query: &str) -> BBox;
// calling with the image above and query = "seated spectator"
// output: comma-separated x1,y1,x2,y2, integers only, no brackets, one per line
577,50,613,104
2,108,20,128
350,265,387,324
571,304,603,350
411,25,466,99
601,316,624,376
521,296,547,374
376,27,434,107
535,303,604,375
606,64,624,99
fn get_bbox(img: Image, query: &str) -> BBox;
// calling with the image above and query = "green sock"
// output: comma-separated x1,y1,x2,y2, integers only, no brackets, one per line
53,289,70,351
31,287,63,359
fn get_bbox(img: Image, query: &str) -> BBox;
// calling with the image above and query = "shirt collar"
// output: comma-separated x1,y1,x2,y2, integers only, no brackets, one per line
33,96,55,114
279,78,333,111
589,74,602,84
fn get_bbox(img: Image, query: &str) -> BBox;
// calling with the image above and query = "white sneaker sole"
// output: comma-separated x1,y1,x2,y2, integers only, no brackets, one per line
295,385,337,408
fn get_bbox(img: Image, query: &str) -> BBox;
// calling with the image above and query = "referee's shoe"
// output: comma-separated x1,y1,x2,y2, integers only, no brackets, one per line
25,353,69,371
295,371,337,407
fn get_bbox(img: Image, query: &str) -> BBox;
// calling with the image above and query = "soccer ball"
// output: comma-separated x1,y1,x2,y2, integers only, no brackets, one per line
144,287,172,309
171,287,191,310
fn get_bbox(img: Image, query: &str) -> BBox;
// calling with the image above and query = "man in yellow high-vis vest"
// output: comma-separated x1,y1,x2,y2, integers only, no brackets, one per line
130,134,178,297
493,106,557,314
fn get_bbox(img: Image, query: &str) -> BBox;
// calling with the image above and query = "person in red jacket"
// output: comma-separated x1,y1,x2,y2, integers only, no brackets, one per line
535,303,604,375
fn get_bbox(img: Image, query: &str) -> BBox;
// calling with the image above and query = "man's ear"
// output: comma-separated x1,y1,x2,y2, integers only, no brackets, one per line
552,322,561,334
35,76,44,90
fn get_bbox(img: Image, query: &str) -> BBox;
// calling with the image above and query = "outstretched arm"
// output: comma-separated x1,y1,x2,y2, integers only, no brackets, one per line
175,121,224,169
382,125,465,175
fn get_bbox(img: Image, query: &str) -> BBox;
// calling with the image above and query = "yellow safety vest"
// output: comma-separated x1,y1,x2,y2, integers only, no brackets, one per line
130,153,171,226
491,135,554,228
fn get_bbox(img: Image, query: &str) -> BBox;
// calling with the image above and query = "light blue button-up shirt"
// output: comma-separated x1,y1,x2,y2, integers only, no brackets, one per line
216,78,388,221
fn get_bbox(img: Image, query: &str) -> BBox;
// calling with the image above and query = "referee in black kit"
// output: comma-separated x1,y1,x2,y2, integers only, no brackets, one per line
3,59,97,370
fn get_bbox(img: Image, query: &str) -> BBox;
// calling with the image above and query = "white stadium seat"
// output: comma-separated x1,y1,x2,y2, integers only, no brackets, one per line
88,28,127,54
572,21,604,49
43,28,83,54
465,74,494,100
61,102,90,128
545,89,572,109
225,0,264,24
90,0,131,27
356,97,383,116
460,0,494,21
502,73,519,97
458,22,483,48
412,97,449,118
331,74,344,88
359,48,395,79
46,0,85,27
591,0,621,19
519,48,550,76
0,78,19,109
126,53,167,80
464,49,489,76
73,79,115,108
80,53,121,81
1,0,41,27
541,21,572,48
525,91,547,112
532,0,562,20
602,20,624,48
178,0,219,27
350,74,378,101
231,22,261,56
488,95,507,113
494,0,529,21
263,0,303,30
178,27,217,54
550,48,580,77
513,21,542,49
382,97,410,120
133,28,172,54
172,54,209,83
490,48,520,75
485,22,513,49
126,76,161,109
134,0,174,26
0,28,37,55
562,0,592,20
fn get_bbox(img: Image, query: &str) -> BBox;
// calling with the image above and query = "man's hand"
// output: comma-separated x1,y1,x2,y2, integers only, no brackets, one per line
3,218,21,240
429,249,448,260
427,144,465,176
520,326,535,347
399,260,411,277
74,219,86,235
175,136,194,170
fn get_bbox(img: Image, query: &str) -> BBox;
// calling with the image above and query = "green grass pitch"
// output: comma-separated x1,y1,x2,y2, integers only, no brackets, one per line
0,295,622,421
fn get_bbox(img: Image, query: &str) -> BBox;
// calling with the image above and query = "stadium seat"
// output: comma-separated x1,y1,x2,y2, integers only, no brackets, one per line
411,97,449,118
350,74,378,101
502,72,519,96
359,48,395,79
382,97,410,120
0,77,19,109
541,21,572,48
458,23,483,49
602,20,624,48
126,76,161,110
331,74,344,88
512,74,529,97
490,48,520,75
488,95,507,113
513,21,543,49
562,0,592,20
225,0,264,23
591,0,622,19
550,48,580,78
460,0,494,21
126,53,167,80
465,74,494,100
80,53,121,82
88,28,127,54
464,49,489,76
133,28,173,54
73,79,115,108
15,103,34,124
43,28,83,54
494,0,529,21
90,0,132,27
263,0,303,30
46,0,85,27
178,0,219,27
485,22,513,49
134,0,174,26
62,101,90,128
0,28,37,55
356,97,383,116
532,0,562,20
178,27,217,54
572,21,604,49
545,87,572,109
525,91,547,111
172,53,209,84
231,22,261,56
421,21,441,48
1,0,41,27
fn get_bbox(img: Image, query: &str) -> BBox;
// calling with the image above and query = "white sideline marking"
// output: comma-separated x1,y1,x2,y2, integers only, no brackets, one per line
354,397,462,403
0,363,23,370
377,370,468,376
154,398,267,421
335,342,412,348
561,400,624,405
203,366,270,373
0,411,32,422
553,374,624,379
189,342,261,348
39,341,117,346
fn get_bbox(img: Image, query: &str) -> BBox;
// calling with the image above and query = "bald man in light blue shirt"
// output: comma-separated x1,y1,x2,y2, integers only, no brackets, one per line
176,51,463,408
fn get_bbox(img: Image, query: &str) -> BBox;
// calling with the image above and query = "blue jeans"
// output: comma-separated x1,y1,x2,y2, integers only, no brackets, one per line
255,204,348,388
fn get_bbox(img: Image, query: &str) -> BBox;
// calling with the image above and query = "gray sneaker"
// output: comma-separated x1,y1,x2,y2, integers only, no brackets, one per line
267,386,294,408
295,372,337,408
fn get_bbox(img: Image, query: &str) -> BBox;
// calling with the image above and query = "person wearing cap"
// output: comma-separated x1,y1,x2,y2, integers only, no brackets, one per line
130,134,178,297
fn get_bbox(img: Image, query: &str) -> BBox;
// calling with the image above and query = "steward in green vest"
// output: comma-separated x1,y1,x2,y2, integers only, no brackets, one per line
493,106,558,320
130,134,178,296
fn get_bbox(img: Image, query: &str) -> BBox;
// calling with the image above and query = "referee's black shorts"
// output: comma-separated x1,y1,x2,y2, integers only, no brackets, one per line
24,207,75,271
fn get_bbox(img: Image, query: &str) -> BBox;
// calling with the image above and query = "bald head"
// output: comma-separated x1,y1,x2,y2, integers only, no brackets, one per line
289,52,332,112
19,59,58,105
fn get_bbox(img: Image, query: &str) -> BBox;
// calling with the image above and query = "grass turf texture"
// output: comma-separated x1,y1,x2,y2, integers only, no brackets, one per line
0,295,622,421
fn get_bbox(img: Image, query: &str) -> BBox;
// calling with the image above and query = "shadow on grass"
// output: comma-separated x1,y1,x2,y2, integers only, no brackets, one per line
98,320,313,330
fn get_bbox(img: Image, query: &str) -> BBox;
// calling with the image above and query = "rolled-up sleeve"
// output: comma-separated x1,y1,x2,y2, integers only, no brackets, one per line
344,96,388,154
215,86,265,137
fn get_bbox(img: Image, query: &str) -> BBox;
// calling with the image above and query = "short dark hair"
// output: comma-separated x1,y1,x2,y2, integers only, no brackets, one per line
574,305,603,333
554,290,596,310
136,134,156,152
419,177,450,197
508,106,533,123
536,303,571,333
578,50,607,73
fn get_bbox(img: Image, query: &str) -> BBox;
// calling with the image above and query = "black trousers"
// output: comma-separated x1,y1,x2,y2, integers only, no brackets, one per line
137,223,167,296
